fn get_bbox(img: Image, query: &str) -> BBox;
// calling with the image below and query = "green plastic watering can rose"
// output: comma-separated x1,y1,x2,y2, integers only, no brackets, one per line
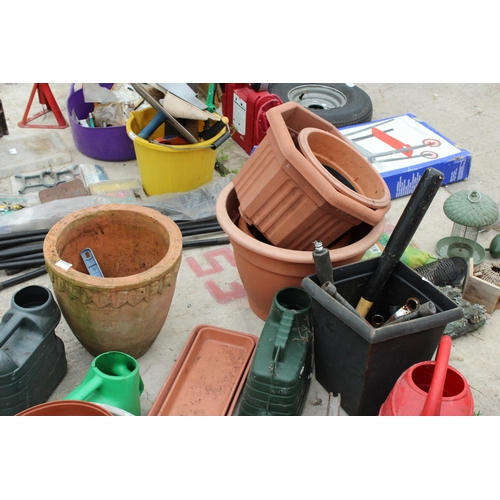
64,351,144,416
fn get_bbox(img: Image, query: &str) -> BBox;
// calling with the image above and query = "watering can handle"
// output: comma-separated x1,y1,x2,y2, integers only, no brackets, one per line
421,335,453,416
272,310,294,363
0,315,21,348
0,314,22,372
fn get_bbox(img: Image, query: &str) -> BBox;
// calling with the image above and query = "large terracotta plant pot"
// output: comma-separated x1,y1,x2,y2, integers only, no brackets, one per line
43,204,182,359
216,183,385,320
233,102,390,251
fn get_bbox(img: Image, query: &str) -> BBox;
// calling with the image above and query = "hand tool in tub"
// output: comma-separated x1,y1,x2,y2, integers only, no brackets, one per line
355,167,444,318
130,83,198,144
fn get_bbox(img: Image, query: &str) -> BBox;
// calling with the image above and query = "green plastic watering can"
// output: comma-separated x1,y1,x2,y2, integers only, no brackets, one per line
65,351,144,416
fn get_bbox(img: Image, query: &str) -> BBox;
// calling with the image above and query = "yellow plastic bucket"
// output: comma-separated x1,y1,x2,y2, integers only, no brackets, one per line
126,107,228,195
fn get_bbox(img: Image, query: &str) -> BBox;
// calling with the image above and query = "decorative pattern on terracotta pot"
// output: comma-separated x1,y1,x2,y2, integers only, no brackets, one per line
47,269,176,308
43,204,183,359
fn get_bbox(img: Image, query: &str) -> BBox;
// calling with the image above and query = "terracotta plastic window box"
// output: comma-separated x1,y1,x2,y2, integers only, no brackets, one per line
233,102,390,250
148,325,258,416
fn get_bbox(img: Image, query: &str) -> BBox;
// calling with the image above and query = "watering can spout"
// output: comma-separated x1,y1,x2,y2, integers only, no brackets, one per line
421,335,452,416
64,375,102,401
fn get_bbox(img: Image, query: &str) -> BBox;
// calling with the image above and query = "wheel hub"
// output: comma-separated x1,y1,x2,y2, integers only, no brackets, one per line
287,85,347,110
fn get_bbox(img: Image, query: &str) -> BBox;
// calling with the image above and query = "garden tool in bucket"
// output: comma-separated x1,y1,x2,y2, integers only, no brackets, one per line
379,335,474,416
356,167,444,318
64,351,144,416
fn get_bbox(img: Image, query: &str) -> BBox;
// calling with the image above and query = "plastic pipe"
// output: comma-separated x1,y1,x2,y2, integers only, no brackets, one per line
321,281,367,322
0,258,45,269
183,237,229,248
0,242,44,260
0,267,47,291
387,301,437,325
177,221,220,231
0,235,46,250
137,110,167,140
180,224,222,237
0,252,44,263
0,229,48,242
176,217,218,228
130,83,198,144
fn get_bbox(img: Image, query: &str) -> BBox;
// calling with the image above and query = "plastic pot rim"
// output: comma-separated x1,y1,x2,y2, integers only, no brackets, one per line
297,127,392,209
126,108,227,153
216,182,386,265
43,203,183,291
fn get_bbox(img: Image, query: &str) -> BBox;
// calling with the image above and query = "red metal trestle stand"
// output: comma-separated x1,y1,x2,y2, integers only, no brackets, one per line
18,83,69,129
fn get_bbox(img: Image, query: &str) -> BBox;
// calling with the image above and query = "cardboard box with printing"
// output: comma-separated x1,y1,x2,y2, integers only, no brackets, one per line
339,113,471,199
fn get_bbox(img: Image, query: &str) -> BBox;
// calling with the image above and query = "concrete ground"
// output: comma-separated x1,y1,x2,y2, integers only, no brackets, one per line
1,83,499,417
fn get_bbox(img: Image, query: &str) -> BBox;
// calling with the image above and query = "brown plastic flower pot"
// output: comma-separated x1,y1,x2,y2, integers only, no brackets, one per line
233,101,391,251
297,127,391,209
17,400,113,416
238,212,353,249
216,182,386,320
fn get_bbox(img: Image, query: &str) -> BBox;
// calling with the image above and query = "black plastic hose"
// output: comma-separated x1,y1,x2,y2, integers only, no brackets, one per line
0,267,47,291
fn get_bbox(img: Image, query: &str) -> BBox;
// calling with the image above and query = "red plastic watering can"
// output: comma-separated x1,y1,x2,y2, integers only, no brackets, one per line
379,335,474,416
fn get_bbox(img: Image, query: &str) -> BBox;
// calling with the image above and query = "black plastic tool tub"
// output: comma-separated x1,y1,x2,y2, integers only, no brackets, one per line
301,257,464,416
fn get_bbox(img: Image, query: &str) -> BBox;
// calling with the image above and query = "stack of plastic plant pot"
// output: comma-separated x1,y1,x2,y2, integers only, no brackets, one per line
216,101,391,320
233,101,391,251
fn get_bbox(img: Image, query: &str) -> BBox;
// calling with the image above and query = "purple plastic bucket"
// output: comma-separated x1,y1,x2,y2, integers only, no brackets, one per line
66,83,136,162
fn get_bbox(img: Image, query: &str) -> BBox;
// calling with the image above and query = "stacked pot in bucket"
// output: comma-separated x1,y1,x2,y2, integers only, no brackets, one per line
216,102,391,320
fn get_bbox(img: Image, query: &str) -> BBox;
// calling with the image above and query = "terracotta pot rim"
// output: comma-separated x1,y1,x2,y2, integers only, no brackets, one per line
216,183,385,265
17,400,114,416
43,203,182,290
297,127,391,209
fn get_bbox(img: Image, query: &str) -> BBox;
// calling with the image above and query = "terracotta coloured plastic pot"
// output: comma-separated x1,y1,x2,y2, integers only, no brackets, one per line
297,127,391,209
43,204,182,359
216,182,386,320
17,400,113,416
237,213,353,249
233,101,391,250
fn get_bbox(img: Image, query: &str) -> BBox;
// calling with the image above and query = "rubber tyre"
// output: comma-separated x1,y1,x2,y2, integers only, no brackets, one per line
267,83,373,128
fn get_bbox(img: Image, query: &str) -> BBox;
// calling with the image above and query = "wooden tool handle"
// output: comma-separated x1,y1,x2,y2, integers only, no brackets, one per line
356,167,444,317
